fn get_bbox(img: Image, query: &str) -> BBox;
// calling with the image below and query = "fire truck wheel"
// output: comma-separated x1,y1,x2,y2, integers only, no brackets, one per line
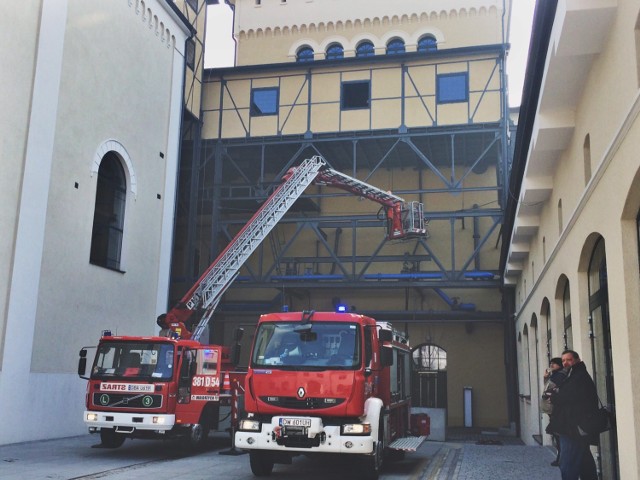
100,429,125,448
185,423,210,449
361,421,384,480
249,451,274,476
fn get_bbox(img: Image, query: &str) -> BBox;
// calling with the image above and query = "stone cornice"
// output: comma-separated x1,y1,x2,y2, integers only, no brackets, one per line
237,6,498,37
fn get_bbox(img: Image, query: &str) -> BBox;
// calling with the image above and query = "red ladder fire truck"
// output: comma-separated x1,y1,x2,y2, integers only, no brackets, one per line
78,156,426,450
235,313,427,479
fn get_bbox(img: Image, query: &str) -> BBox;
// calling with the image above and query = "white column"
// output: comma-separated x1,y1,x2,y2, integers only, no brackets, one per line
0,0,68,445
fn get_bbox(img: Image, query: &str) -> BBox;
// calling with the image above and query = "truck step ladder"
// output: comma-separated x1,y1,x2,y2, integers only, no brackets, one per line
388,435,427,452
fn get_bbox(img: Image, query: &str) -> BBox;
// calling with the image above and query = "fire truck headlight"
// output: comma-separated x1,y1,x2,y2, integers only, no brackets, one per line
86,413,98,422
153,417,165,425
341,423,371,435
239,419,261,432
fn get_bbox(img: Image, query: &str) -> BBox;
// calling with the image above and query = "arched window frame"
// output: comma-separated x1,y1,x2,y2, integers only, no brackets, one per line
411,343,447,409
90,152,127,271
386,37,405,55
355,40,375,57
325,42,344,60
523,324,531,397
412,343,447,371
417,35,437,52
296,46,314,62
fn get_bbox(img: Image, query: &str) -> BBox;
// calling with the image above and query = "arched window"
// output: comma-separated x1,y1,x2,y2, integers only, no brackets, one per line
90,152,126,270
587,237,619,478
386,38,405,55
541,297,551,364
411,343,447,408
417,35,437,52
562,281,572,349
412,344,447,370
325,43,344,60
523,324,531,396
356,40,375,57
296,46,314,62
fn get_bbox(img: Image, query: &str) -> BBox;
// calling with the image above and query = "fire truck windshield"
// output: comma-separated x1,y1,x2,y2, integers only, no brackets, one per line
252,322,360,370
91,342,175,380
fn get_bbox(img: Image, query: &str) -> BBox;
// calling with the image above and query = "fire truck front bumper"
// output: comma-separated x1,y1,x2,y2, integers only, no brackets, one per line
84,410,175,433
235,416,375,454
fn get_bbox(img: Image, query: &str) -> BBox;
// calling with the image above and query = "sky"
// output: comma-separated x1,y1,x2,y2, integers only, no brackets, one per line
204,1,536,107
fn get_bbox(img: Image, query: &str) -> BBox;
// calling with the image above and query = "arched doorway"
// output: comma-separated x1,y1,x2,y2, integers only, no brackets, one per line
530,315,542,441
587,237,619,479
411,343,447,408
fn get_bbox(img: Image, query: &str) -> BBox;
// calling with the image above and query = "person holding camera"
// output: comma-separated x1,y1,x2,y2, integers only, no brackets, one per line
542,357,566,466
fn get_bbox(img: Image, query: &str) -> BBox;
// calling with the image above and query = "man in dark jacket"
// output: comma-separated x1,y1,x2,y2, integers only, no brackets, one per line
549,350,598,480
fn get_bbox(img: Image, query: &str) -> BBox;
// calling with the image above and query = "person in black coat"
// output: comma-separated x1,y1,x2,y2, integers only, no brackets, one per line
548,350,598,480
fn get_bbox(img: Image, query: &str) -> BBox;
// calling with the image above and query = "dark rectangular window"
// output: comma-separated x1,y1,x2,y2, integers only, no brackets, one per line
250,87,279,116
341,80,370,110
186,39,196,71
436,72,468,103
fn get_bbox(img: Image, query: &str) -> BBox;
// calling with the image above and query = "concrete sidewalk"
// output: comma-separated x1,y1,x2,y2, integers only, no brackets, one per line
417,441,561,480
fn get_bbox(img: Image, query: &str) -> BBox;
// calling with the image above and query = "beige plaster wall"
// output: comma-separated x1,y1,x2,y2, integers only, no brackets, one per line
0,2,42,370
513,1,640,476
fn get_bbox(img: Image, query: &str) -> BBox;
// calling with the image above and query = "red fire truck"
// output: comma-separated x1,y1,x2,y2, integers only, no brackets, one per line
78,156,426,449
235,312,426,479
78,333,244,448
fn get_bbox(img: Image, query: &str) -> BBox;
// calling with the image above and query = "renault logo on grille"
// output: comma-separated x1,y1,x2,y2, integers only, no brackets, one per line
297,387,305,398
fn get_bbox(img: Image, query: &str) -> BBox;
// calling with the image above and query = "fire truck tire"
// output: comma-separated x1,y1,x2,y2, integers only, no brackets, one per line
361,421,384,480
100,429,125,448
249,451,274,476
185,422,210,449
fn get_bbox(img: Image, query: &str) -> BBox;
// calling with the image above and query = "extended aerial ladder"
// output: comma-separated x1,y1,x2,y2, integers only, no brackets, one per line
160,155,426,341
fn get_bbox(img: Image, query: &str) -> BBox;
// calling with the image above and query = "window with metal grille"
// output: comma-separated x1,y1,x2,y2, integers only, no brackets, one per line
296,46,314,62
411,344,447,408
386,38,405,55
356,41,375,58
326,43,344,60
418,35,437,52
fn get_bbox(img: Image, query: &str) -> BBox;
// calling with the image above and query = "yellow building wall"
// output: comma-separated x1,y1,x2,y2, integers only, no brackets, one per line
202,54,502,140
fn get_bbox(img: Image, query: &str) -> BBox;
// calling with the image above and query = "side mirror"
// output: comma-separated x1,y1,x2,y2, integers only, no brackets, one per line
380,345,393,367
234,327,244,342
78,348,88,379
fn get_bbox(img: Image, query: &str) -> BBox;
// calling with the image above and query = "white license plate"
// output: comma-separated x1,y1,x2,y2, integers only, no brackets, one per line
280,418,311,427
